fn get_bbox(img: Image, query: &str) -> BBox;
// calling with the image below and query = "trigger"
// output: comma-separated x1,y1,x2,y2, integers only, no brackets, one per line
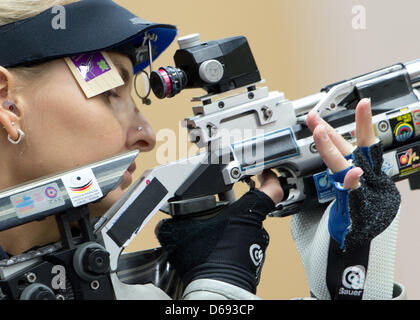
278,176,297,202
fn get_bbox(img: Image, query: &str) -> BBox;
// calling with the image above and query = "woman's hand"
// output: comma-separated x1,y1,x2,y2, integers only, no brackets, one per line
258,169,284,204
305,98,401,251
257,99,376,207
307,98,375,189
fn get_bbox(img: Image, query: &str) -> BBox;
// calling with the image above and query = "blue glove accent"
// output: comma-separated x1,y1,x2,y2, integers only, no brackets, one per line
360,146,374,169
327,166,354,249
344,153,354,161
327,166,353,184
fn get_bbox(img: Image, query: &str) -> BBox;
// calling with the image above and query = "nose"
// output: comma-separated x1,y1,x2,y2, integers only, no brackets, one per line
126,111,156,153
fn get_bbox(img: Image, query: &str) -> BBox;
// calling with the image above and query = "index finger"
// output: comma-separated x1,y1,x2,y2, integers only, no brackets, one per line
313,124,350,173
306,110,355,157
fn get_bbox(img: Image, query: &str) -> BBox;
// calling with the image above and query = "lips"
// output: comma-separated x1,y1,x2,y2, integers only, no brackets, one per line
127,162,137,175
120,161,137,190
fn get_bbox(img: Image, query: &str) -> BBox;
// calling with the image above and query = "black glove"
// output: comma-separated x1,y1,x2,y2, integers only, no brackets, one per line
156,189,275,294
328,139,401,252
324,140,402,300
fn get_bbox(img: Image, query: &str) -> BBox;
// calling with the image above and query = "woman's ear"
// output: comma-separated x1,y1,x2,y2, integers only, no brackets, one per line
0,66,23,143
0,66,15,100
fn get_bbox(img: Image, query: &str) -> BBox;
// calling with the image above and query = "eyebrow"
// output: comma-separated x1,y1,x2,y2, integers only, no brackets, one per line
115,62,132,84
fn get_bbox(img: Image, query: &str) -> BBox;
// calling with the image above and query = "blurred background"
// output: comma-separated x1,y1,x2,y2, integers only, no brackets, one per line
115,0,420,299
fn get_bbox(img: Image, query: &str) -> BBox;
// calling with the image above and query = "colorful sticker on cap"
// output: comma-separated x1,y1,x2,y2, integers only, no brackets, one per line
61,168,103,207
389,110,415,144
64,51,124,98
70,52,112,82
396,145,420,177
11,183,65,219
313,171,335,203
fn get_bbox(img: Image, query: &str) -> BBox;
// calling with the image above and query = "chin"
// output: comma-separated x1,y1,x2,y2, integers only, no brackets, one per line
88,187,125,218
121,170,133,190
120,178,131,190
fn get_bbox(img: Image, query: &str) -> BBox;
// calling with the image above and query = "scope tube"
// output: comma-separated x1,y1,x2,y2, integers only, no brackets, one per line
292,60,420,116
405,59,420,84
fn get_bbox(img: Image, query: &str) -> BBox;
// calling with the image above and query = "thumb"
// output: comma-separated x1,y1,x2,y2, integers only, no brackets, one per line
343,167,364,190
258,169,284,204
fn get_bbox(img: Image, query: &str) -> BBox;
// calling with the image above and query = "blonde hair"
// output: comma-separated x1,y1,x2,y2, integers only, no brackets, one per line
0,0,78,26
1,0,79,79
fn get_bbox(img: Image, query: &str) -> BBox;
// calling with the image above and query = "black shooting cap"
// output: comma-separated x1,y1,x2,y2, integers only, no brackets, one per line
0,0,178,74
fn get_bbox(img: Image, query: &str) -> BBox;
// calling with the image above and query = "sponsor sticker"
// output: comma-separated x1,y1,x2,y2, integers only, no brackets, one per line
341,129,357,146
382,150,400,178
413,109,420,131
61,168,103,207
11,183,65,218
389,110,415,145
396,145,420,177
313,171,335,203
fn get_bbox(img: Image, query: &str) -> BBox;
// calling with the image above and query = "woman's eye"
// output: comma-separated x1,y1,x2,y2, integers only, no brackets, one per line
105,90,119,98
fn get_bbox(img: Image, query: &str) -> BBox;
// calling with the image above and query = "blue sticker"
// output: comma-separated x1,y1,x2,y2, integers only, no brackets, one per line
313,171,336,203
11,183,65,218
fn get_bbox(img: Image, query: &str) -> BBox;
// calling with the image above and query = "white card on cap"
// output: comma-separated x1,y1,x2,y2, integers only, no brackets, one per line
65,51,124,98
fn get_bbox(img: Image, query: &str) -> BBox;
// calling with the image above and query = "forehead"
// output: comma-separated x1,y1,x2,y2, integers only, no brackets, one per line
107,51,134,82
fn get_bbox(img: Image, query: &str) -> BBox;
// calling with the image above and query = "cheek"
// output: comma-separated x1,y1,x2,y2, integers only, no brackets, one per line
24,81,126,175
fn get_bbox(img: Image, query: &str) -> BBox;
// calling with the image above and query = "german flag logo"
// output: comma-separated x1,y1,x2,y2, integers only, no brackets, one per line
70,180,94,193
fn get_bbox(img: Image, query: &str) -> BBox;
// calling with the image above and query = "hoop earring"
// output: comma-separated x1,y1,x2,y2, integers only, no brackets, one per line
8,129,25,145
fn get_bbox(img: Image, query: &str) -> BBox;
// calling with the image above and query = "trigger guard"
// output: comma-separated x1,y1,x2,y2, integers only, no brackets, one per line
116,247,184,299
